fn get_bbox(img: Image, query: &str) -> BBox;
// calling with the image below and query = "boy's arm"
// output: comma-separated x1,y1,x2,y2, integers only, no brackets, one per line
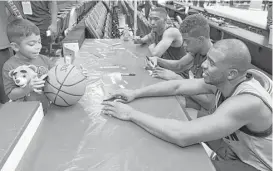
2,65,31,101
6,78,45,101
2,64,45,101
8,87,32,101
40,55,56,69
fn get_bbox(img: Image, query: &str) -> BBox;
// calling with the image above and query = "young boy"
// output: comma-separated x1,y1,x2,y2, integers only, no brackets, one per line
2,18,55,112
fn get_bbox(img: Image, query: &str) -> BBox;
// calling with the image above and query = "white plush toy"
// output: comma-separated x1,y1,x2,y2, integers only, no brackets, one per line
8,65,47,94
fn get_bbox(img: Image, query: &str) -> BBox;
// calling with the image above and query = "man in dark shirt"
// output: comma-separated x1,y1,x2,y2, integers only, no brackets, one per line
24,1,58,55
134,7,186,60
267,1,272,29
0,2,16,103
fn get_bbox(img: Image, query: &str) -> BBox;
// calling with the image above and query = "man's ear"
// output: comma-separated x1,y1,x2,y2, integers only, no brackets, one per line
10,42,20,52
227,69,239,80
8,69,15,78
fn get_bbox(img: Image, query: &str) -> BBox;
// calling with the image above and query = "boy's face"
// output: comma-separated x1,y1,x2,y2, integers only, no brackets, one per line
12,33,42,59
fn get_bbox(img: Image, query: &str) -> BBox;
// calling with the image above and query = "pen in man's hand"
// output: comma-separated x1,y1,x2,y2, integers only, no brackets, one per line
146,56,155,66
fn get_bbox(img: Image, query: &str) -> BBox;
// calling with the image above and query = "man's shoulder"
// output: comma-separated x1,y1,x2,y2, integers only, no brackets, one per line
223,94,262,118
164,27,180,35
163,27,181,39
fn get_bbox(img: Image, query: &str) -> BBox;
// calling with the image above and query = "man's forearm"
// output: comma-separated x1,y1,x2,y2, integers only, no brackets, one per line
140,34,152,44
157,58,180,71
50,1,57,25
190,94,215,111
134,79,214,99
158,53,193,72
148,43,158,56
131,111,186,147
134,80,180,98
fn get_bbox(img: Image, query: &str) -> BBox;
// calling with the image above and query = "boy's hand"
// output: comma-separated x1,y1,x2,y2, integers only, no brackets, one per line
28,78,45,94
80,65,88,77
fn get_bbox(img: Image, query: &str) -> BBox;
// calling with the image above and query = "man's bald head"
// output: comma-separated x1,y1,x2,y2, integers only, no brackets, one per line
212,39,251,73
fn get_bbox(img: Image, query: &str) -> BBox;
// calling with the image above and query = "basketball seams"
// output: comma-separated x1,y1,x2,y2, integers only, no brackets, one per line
54,65,75,103
61,77,86,87
45,64,86,106
45,79,57,103
45,79,83,96
44,92,70,106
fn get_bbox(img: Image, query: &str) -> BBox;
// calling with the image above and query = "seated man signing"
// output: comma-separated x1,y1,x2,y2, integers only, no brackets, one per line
147,14,213,80
134,7,186,60
102,39,272,171
148,14,215,112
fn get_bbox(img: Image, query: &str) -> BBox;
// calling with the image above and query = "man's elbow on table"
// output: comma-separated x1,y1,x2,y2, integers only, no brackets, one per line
150,51,159,57
169,129,196,148
148,44,163,57
149,49,160,57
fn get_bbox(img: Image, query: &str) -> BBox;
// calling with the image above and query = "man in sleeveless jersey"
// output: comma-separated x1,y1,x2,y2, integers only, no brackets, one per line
102,39,272,171
134,7,186,60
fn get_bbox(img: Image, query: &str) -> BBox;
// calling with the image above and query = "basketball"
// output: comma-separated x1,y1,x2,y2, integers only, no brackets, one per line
44,64,87,107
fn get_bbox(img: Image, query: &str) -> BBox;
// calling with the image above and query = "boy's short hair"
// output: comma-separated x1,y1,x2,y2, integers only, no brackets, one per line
7,18,40,44
179,14,210,38
150,7,167,18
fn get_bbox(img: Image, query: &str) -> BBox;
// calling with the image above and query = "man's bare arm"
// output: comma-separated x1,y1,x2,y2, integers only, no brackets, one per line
134,78,214,99
189,94,215,111
49,1,57,26
157,53,194,71
140,33,153,44
130,94,259,147
148,28,178,57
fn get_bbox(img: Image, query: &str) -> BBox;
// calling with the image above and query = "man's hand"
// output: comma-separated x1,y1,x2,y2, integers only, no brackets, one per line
103,89,136,103
48,23,58,37
151,67,182,80
145,56,158,70
149,32,156,43
133,36,142,44
101,101,135,121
